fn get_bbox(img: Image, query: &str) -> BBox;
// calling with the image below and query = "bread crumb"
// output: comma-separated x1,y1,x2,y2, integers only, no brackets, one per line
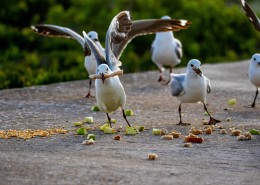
231,129,242,136
184,142,193,148
220,129,227,134
184,133,204,143
204,127,212,134
113,135,121,140
148,153,157,160
190,127,203,135
237,132,252,141
82,139,95,145
216,125,224,129
162,134,173,140
170,130,182,138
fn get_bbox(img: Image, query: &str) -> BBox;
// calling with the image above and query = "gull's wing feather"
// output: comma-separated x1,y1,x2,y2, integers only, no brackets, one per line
106,11,131,71
206,77,211,94
170,74,185,96
241,0,260,31
31,24,85,48
83,31,106,68
113,18,192,59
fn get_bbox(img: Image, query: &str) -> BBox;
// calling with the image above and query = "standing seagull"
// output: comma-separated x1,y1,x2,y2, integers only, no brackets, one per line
151,15,183,83
248,54,260,108
170,59,221,125
31,25,104,98
240,0,260,32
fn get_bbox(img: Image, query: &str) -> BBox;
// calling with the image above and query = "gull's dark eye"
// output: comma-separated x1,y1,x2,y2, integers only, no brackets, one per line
191,64,194,67
106,68,108,71
254,58,256,61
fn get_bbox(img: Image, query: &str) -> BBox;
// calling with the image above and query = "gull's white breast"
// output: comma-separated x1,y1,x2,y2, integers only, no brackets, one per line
95,76,126,113
178,75,207,103
249,64,260,87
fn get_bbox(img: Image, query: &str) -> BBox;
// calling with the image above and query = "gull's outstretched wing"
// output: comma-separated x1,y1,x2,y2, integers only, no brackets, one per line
31,24,85,48
106,11,131,71
170,74,185,97
240,0,260,32
113,18,192,59
83,31,106,67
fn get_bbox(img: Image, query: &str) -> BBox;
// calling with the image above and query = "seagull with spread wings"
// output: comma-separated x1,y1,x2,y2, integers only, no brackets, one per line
31,12,191,98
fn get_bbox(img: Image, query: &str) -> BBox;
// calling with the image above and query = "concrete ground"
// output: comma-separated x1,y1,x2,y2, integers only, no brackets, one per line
0,60,259,185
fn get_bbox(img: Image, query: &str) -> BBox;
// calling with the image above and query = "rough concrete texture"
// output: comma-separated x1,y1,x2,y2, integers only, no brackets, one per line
0,61,259,185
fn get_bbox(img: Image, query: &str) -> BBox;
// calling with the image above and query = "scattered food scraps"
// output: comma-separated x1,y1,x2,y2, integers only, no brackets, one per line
0,128,68,140
162,134,173,140
148,153,157,160
184,142,193,148
184,133,204,143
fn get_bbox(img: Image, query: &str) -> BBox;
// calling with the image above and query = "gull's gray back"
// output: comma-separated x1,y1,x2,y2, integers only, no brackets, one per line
170,74,185,96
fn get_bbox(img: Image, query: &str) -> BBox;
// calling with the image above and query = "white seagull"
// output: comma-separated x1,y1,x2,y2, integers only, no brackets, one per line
30,25,104,98
248,54,260,108
170,59,221,125
82,11,132,127
151,15,184,83
240,0,260,32
31,14,191,98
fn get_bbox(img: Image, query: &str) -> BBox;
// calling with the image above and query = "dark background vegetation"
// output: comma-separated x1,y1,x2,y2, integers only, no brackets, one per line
0,0,259,89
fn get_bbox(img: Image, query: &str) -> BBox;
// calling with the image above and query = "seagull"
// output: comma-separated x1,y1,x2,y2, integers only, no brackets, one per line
240,0,260,32
247,54,260,108
170,59,221,125
31,12,191,99
31,25,104,98
82,11,132,127
151,15,184,83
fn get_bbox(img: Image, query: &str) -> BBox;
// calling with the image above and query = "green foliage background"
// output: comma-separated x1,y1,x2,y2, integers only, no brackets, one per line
0,0,260,89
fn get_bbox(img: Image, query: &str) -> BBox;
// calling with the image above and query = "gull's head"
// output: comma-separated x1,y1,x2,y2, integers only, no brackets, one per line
187,59,202,77
87,31,99,42
161,15,171,20
97,64,111,84
251,53,260,66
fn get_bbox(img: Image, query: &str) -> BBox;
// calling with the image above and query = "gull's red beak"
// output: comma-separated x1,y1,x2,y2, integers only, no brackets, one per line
193,67,202,77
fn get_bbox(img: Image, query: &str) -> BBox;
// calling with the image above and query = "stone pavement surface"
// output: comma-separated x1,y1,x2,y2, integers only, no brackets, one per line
0,61,259,185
